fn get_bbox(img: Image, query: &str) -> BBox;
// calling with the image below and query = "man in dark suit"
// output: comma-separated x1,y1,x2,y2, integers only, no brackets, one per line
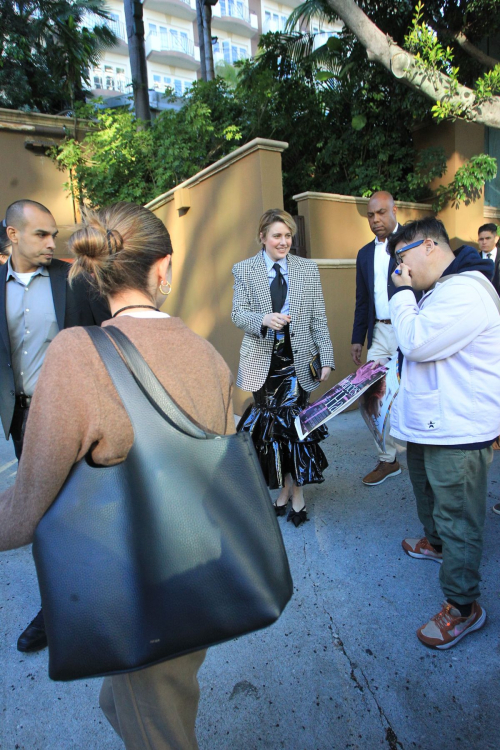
2,199,110,652
351,191,401,486
478,223,499,295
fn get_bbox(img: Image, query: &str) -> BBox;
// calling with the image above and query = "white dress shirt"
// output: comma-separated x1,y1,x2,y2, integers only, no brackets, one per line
373,236,391,320
481,247,497,263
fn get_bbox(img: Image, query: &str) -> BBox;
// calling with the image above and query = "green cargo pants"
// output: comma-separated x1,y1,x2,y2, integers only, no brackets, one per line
406,442,493,605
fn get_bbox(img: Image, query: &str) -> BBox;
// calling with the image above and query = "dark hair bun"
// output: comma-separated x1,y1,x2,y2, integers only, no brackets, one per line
70,223,108,263
68,202,173,298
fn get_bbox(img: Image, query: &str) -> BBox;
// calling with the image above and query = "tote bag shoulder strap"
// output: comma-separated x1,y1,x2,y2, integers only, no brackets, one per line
86,326,209,440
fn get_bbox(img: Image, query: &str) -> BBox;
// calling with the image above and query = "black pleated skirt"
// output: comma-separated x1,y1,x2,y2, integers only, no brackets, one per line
237,328,328,489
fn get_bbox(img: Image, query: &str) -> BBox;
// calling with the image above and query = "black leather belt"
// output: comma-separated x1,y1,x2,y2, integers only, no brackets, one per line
15,394,32,408
375,319,391,324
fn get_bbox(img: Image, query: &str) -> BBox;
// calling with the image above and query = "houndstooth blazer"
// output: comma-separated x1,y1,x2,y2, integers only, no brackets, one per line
231,251,335,393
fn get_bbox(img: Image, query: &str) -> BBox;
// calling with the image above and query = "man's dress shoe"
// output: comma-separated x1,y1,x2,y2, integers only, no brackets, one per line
17,609,48,652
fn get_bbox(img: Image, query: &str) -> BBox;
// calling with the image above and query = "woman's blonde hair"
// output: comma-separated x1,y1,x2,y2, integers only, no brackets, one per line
69,202,173,298
258,208,297,242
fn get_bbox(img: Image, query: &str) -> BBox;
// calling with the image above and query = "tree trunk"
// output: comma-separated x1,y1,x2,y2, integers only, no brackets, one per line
325,0,500,130
123,0,151,125
203,3,215,81
196,0,207,81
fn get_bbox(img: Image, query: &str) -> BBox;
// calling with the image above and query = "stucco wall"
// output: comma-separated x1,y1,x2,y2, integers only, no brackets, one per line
145,138,288,414
413,120,500,247
3,111,499,415
0,109,81,254
293,192,435,261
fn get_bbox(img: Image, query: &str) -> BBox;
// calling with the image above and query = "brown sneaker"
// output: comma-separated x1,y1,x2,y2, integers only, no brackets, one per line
417,601,486,650
362,460,401,486
402,536,443,564
492,503,500,515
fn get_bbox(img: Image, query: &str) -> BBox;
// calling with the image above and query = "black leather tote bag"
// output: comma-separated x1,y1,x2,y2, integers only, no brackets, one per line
32,326,293,682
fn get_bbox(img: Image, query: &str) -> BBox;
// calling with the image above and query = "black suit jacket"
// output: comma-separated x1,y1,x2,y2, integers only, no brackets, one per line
491,254,500,296
351,240,397,350
0,258,110,438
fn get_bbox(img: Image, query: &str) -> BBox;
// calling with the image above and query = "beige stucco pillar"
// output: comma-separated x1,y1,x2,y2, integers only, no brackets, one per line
146,137,288,414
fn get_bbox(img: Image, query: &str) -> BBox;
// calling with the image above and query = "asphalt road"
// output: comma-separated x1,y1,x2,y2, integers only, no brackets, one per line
1,410,499,750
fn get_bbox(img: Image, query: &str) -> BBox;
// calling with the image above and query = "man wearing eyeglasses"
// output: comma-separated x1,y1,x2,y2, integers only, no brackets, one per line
387,217,500,650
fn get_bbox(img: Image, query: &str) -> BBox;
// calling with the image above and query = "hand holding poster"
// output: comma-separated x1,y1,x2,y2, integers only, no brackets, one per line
295,361,387,440
359,355,400,453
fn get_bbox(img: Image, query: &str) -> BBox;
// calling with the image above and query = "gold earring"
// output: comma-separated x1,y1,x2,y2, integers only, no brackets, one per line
159,279,172,296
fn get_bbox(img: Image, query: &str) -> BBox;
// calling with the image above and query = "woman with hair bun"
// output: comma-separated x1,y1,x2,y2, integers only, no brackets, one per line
232,208,335,527
0,202,235,749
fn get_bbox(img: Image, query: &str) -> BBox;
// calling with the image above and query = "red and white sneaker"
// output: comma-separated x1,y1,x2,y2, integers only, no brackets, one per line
417,601,486,650
402,537,443,564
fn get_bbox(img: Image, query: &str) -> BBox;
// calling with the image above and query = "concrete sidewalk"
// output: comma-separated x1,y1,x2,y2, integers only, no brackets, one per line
1,410,499,750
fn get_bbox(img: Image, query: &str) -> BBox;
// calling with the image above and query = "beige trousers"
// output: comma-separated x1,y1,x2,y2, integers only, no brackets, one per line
366,322,399,463
99,649,207,750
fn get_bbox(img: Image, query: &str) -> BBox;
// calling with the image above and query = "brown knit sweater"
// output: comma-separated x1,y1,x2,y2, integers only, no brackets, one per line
0,316,235,551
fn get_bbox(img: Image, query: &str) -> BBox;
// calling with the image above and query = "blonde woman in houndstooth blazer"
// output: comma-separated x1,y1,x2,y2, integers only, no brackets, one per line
232,208,335,527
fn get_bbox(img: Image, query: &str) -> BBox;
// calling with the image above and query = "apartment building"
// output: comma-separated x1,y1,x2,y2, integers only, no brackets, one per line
90,0,341,105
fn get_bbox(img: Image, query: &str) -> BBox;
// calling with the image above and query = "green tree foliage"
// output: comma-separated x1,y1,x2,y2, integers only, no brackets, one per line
0,0,115,113
404,1,500,122
236,32,454,205
51,1,498,211
274,0,498,203
52,83,242,208
320,0,500,128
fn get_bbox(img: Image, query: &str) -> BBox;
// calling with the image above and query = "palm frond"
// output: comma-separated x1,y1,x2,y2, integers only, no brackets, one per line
286,0,339,33
265,32,342,75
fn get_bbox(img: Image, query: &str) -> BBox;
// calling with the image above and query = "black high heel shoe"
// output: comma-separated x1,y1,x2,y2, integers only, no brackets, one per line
273,499,289,517
287,506,309,527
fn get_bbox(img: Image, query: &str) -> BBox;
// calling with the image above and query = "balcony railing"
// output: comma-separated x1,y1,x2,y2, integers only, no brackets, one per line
104,18,127,42
92,74,132,94
262,18,283,33
148,31,195,58
218,0,250,23
83,14,127,43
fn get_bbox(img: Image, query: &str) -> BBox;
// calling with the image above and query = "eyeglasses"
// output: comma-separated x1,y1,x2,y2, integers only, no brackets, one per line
395,238,437,263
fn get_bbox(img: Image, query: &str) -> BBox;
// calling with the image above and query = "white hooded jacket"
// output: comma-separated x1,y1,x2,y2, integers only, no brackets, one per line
389,269,500,445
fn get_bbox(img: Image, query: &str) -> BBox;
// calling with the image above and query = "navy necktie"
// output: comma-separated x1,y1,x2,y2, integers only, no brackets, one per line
270,263,287,313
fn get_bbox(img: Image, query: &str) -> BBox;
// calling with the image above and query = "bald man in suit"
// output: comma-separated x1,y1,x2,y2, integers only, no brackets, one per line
1,199,110,652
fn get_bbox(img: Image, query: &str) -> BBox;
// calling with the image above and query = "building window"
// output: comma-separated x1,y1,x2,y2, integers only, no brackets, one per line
264,10,288,32
116,67,126,92
174,79,182,96
92,64,130,93
104,64,114,90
